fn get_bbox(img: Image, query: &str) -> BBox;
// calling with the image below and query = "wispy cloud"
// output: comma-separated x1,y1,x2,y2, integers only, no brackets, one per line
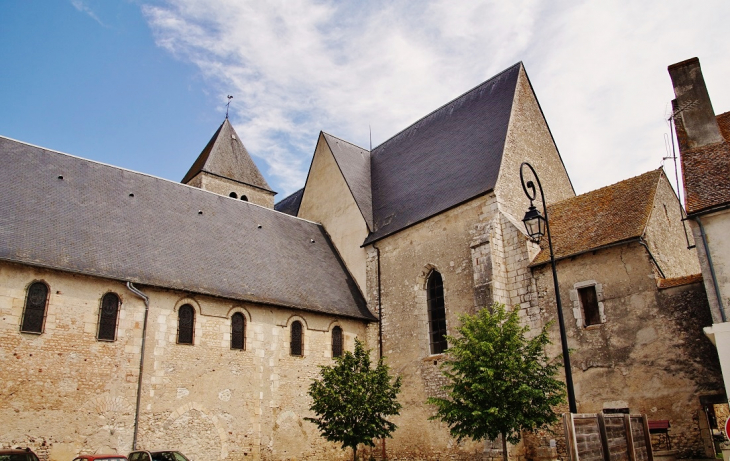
143,0,730,197
71,0,109,28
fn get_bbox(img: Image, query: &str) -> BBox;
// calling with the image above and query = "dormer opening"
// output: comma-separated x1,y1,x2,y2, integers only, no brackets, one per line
229,192,238,199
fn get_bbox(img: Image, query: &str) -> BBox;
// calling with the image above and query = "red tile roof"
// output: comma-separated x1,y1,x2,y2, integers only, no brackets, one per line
530,170,662,266
657,273,702,289
717,111,730,143
681,139,730,215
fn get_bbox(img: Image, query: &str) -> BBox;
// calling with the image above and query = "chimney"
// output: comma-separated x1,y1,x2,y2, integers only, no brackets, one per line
668,57,723,150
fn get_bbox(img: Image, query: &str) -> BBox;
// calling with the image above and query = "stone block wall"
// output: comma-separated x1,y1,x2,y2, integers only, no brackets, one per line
0,261,371,461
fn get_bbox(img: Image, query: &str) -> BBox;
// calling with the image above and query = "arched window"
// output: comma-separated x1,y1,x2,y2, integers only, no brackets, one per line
427,271,447,354
290,321,303,356
332,326,343,358
231,312,246,350
97,292,120,341
21,281,49,333
177,304,195,345
229,192,238,199
241,195,248,202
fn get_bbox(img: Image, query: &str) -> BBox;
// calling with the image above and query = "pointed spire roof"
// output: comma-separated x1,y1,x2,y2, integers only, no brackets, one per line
182,119,274,193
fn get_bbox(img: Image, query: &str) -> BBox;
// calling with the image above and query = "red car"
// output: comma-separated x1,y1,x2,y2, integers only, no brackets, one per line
73,455,127,461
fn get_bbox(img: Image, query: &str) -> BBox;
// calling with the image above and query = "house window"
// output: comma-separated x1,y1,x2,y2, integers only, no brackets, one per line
572,281,605,327
97,292,120,341
21,281,49,334
177,304,195,344
578,286,601,326
332,326,343,358
427,270,447,354
290,321,303,356
231,312,246,350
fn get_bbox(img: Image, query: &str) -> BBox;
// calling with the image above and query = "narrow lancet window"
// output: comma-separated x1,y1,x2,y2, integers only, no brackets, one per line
97,292,120,341
427,271,447,354
21,281,49,334
290,321,303,356
231,312,246,350
177,304,195,345
332,326,343,358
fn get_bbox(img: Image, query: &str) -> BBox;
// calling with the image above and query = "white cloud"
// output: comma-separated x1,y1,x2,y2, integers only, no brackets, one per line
71,0,109,27
142,0,730,197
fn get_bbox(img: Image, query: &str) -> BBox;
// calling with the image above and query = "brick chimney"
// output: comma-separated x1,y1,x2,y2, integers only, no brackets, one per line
668,57,723,150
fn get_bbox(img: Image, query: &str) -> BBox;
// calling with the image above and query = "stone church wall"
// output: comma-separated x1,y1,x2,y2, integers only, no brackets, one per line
532,243,724,458
0,261,371,461
186,172,276,209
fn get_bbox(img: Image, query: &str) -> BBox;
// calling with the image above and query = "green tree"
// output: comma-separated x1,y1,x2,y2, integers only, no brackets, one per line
306,339,402,461
427,303,565,461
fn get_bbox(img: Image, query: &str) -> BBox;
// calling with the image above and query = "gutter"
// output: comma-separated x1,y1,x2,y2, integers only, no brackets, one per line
638,239,666,280
126,282,150,450
695,217,727,322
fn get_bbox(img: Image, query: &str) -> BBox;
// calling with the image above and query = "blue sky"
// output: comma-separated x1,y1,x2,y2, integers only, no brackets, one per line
2,0,729,200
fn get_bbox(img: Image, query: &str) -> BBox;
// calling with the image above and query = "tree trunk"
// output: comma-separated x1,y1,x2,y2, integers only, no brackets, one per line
353,445,357,461
501,431,508,461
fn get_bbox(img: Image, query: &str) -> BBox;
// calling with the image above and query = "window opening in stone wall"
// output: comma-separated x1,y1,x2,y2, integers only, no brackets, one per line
290,320,303,356
97,292,120,341
231,312,246,350
578,285,601,326
332,326,343,358
229,192,238,199
177,304,195,345
241,195,248,201
427,270,447,354
21,281,49,334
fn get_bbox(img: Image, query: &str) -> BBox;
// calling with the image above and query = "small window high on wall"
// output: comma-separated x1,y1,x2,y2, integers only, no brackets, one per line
97,292,120,341
578,286,601,326
231,312,246,350
332,326,343,358
21,281,49,334
177,304,195,344
427,271,447,354
290,321,303,356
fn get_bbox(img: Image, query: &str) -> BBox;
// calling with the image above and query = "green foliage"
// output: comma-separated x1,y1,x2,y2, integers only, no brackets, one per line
306,339,402,459
427,302,565,446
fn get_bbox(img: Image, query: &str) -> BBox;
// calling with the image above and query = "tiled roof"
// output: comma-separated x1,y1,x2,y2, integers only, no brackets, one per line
322,133,373,229
0,136,374,321
364,63,522,244
681,138,730,215
274,188,304,216
530,170,662,266
181,119,274,193
657,273,703,289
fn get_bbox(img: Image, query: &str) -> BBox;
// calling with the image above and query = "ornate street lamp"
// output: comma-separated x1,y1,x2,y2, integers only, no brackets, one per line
520,162,577,414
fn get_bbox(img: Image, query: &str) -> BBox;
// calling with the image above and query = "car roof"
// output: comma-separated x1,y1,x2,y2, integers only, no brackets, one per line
0,449,36,454
76,455,127,460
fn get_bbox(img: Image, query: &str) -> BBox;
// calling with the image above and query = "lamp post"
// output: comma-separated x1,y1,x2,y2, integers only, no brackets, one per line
519,162,577,414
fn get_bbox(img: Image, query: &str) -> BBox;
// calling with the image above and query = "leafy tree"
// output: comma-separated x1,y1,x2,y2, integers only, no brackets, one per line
427,303,565,461
306,338,402,461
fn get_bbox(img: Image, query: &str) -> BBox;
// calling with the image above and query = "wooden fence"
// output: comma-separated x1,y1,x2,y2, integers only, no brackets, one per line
563,413,654,461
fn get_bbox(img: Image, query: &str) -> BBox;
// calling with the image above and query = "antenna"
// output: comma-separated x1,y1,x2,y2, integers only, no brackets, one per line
226,95,233,119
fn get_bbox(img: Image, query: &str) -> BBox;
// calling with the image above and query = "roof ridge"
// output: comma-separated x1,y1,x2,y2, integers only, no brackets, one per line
549,168,663,208
372,62,523,152
638,169,664,238
322,132,369,152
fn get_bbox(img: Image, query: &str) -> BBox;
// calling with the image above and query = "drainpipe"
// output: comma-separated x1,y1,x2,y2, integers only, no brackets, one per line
638,238,666,280
695,217,727,322
372,243,386,460
126,281,150,450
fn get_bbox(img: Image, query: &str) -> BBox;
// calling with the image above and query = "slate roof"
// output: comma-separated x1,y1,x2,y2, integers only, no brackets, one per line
181,119,275,193
0,136,374,321
530,170,663,266
321,133,373,229
364,62,522,244
274,188,304,216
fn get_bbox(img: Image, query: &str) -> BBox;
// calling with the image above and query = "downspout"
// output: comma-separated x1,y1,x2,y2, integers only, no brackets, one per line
638,238,666,280
372,243,386,460
127,281,150,450
695,217,727,322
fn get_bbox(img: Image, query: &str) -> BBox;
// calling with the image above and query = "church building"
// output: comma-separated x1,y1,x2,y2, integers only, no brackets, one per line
0,62,723,460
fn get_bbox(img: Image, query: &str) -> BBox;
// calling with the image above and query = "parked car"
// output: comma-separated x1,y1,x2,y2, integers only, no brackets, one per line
0,448,40,461
73,455,127,461
128,452,189,461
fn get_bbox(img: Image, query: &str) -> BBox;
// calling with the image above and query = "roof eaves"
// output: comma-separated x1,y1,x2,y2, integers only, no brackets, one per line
528,237,642,268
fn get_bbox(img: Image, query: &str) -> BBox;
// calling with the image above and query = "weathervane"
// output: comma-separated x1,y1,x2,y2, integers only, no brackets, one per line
226,95,233,119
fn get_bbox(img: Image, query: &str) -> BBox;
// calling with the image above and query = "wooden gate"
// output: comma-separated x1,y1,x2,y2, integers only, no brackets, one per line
563,413,654,461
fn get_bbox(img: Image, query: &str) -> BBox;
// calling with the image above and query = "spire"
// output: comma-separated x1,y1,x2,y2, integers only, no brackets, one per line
182,119,274,194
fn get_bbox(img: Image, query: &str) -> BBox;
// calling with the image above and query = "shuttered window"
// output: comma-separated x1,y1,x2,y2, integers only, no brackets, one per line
177,304,195,345
21,282,49,334
427,271,447,354
97,292,120,341
290,321,303,356
332,326,343,358
231,312,246,350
